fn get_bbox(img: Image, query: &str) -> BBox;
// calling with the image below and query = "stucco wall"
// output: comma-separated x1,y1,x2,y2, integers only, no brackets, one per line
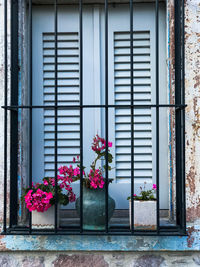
1,0,200,263
1,251,200,267
185,0,200,224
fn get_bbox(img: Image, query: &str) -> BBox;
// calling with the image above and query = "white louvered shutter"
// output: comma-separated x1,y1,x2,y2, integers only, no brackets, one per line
114,31,153,181
32,5,168,209
43,33,80,177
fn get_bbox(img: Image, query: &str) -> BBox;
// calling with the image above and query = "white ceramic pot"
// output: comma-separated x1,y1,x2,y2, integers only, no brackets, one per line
129,200,156,230
32,206,59,229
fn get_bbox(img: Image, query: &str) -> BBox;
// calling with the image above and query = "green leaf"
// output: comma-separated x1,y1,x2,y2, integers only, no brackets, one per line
103,165,112,171
108,153,113,163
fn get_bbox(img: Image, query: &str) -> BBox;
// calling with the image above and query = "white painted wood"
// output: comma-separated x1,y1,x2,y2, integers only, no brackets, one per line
113,31,153,181
32,6,81,181
106,3,168,209
32,3,168,211
93,7,101,135
42,32,80,177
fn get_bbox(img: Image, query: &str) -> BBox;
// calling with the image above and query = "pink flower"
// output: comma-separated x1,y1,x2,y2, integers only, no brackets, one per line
108,142,112,148
153,184,157,190
68,191,76,202
74,167,80,176
24,188,53,213
59,183,65,189
46,192,53,200
57,164,76,203
91,134,112,153
43,180,48,186
134,194,137,197
89,168,104,189
50,178,55,186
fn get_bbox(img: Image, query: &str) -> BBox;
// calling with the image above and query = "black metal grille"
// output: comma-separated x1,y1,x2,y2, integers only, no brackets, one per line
2,0,186,235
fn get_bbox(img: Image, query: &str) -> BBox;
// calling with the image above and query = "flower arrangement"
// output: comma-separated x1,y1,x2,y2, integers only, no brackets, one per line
22,176,76,213
59,134,113,189
127,182,157,201
22,134,113,213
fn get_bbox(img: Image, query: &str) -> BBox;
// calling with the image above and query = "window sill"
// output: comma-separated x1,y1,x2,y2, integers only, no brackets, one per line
0,226,196,252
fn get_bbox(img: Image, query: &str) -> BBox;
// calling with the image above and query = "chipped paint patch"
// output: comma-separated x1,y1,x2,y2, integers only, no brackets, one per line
187,166,196,194
187,226,196,248
0,0,200,255
185,0,200,223
0,228,198,251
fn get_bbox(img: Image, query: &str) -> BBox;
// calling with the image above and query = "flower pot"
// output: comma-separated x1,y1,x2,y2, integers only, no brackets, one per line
129,200,156,230
32,206,59,229
76,186,115,230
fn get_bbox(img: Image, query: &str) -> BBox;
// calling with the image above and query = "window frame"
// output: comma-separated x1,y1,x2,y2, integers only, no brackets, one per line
3,0,186,235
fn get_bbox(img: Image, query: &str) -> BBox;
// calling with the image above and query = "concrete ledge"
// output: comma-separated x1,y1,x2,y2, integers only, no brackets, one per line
0,226,199,251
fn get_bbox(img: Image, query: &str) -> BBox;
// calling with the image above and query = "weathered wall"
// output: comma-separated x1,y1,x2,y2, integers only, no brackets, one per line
0,0,200,262
0,0,6,224
1,251,200,267
185,0,200,224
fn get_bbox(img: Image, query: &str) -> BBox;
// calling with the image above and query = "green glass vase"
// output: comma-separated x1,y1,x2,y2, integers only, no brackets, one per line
76,185,115,230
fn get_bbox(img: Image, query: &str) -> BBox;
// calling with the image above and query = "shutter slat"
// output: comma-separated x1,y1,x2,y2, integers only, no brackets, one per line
114,31,153,180
43,33,80,176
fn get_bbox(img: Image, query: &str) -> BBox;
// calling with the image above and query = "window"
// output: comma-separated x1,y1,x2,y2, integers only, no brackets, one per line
3,0,186,235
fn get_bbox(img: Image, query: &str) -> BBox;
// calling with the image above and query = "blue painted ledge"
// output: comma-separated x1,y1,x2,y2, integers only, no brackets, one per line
0,227,199,251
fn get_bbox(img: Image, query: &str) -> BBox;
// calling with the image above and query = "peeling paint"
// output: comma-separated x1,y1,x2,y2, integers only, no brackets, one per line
186,166,196,195
0,228,197,251
0,0,200,254
185,0,200,223
194,74,200,89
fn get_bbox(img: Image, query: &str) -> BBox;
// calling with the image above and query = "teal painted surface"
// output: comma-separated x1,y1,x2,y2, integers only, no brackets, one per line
1,227,200,251
76,186,115,230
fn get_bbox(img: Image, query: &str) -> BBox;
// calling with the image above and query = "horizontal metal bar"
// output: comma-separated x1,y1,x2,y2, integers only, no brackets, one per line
44,145,80,149
30,1,166,7
2,227,187,236
2,104,187,109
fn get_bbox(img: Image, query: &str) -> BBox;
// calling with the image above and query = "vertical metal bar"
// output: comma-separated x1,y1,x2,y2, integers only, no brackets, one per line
10,0,19,228
54,0,58,232
155,0,160,233
175,0,182,229
79,0,83,233
28,0,32,234
105,0,109,233
130,0,134,234
181,0,186,233
3,0,8,233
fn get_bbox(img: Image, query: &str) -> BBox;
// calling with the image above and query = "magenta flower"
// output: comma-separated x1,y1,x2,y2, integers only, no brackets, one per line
24,189,53,212
43,180,48,186
108,142,112,147
91,134,112,153
88,168,104,189
153,184,157,190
